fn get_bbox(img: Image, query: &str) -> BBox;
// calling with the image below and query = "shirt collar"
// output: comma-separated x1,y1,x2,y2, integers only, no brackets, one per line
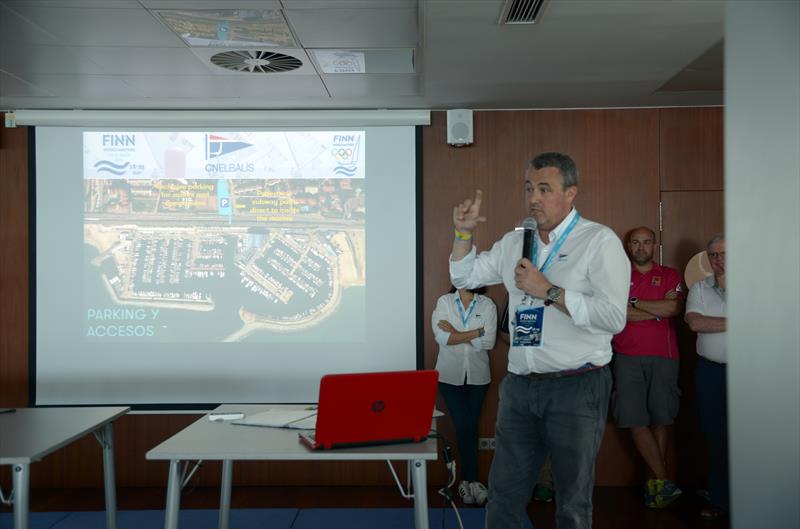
632,261,662,277
542,207,578,245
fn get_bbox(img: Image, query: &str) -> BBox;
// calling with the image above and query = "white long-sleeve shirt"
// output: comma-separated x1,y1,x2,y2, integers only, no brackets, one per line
432,292,497,385
450,209,629,374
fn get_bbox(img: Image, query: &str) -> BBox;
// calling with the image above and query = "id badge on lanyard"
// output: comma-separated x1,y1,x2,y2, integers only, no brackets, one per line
513,304,544,347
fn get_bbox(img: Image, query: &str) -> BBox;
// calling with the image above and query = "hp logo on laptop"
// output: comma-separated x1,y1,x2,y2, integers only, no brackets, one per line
371,400,385,413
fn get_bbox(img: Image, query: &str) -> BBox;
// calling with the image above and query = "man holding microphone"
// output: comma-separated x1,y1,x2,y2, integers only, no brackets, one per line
449,152,629,529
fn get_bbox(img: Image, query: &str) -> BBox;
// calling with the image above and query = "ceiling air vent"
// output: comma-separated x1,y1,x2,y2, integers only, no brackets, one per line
209,50,302,73
499,0,551,25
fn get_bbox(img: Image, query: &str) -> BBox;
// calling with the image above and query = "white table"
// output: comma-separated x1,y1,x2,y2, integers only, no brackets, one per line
146,404,438,529
0,406,129,529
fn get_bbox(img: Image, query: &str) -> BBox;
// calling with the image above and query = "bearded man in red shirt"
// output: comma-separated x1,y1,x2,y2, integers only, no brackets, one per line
612,226,684,509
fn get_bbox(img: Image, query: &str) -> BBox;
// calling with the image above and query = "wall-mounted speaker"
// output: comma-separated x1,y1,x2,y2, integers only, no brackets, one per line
446,109,473,147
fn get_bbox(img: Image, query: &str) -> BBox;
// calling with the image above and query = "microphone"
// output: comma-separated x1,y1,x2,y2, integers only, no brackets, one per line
521,217,537,261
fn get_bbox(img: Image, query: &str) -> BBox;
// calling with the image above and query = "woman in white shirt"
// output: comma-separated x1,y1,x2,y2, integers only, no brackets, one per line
432,285,497,506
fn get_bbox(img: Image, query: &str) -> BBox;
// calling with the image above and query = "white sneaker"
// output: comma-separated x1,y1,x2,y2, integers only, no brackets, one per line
470,481,489,506
458,480,475,504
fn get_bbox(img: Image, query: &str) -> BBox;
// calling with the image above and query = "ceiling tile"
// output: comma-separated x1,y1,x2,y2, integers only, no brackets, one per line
153,8,296,48
1,1,141,7
310,48,415,74
0,45,108,75
121,74,328,98
283,1,416,8
80,47,216,75
285,8,418,48
324,74,418,97
0,3,61,45
0,70,54,97
138,1,281,9
13,74,145,98
7,6,185,47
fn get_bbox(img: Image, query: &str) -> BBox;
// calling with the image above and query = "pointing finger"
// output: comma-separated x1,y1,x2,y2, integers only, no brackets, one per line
473,190,483,210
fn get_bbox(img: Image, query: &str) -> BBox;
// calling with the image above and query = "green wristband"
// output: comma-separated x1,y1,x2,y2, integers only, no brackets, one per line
454,229,473,241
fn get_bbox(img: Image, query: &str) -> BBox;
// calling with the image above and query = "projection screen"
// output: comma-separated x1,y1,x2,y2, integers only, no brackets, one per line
33,122,420,406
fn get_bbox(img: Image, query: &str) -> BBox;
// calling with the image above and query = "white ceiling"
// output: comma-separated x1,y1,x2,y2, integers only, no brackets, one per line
0,0,725,111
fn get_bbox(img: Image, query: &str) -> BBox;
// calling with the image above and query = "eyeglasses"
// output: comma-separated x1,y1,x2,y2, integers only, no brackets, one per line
707,252,726,260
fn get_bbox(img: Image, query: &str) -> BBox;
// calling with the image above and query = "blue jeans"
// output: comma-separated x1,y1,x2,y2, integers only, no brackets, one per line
486,367,612,529
695,357,729,511
439,381,490,482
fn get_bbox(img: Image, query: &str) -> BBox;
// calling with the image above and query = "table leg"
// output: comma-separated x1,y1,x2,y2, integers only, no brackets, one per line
100,422,118,529
410,459,429,529
164,460,182,529
218,459,233,529
12,463,29,529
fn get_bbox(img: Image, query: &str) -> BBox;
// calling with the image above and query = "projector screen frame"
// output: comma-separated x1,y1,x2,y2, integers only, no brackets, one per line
27,124,426,411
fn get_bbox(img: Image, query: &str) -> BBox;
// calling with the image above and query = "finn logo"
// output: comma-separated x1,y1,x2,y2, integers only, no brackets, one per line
205,134,252,159
102,134,135,147
371,400,385,413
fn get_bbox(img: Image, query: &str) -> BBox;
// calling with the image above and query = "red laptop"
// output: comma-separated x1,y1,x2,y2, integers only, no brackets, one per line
299,369,438,450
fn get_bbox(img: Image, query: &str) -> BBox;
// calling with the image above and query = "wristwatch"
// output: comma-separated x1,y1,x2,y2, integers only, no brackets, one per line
478,328,485,337
629,297,639,307
544,285,562,306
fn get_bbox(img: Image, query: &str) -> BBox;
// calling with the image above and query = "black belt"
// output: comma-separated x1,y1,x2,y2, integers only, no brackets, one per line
522,363,607,381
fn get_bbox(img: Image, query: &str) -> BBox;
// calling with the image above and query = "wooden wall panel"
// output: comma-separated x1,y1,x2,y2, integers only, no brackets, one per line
660,107,723,191
0,124,29,491
661,191,725,271
1,107,724,494
0,125,29,408
583,109,661,236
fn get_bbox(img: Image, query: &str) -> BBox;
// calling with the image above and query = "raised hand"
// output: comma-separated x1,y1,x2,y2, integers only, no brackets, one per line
453,189,487,234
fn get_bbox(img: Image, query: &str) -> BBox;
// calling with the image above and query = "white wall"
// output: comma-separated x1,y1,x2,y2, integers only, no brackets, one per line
727,2,800,528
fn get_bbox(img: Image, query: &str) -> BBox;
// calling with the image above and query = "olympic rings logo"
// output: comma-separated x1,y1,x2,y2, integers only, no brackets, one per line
332,148,353,161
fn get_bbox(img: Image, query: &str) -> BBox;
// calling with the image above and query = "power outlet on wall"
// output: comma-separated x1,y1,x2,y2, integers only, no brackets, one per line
478,437,496,450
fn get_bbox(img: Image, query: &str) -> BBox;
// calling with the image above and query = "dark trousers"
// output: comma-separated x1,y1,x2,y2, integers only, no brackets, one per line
695,356,729,511
486,368,612,529
438,381,489,482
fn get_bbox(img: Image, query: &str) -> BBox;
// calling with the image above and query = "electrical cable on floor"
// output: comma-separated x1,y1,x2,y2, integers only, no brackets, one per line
429,429,465,529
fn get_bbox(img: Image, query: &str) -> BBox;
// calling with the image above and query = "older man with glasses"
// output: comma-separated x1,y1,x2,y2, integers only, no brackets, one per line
685,234,728,521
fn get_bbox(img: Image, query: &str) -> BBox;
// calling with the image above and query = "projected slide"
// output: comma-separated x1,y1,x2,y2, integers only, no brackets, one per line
82,131,365,342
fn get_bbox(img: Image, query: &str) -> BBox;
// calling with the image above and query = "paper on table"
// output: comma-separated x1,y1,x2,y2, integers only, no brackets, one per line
232,408,317,430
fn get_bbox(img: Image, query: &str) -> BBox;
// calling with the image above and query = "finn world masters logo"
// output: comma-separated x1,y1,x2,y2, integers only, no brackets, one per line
205,134,253,159
332,134,361,177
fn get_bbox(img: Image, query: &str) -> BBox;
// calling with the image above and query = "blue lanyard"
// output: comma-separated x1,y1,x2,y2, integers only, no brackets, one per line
531,211,580,273
455,296,477,327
